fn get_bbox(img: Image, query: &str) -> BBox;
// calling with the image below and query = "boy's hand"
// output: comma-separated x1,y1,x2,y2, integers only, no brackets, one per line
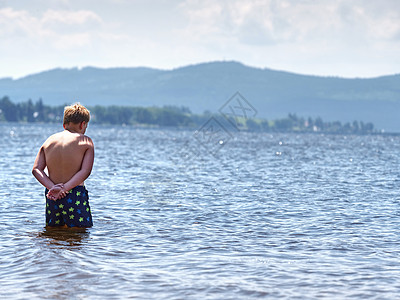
47,183,68,201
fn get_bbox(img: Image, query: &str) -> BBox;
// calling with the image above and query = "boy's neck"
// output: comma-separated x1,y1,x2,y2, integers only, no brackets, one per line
64,122,86,134
65,128,80,134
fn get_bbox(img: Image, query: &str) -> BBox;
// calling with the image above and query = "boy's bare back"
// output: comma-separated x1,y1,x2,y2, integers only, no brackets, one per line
43,130,94,186
33,103,94,200
32,103,95,227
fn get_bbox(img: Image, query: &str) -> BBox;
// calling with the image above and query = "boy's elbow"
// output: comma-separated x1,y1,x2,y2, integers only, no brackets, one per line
32,168,41,179
83,168,92,178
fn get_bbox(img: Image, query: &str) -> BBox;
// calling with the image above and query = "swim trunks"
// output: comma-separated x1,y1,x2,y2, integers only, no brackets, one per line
45,186,93,227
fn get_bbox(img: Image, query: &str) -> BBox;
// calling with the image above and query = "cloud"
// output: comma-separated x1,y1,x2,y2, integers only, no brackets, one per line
41,9,102,26
178,0,400,46
0,7,104,48
173,0,400,77
0,0,399,78
0,8,40,38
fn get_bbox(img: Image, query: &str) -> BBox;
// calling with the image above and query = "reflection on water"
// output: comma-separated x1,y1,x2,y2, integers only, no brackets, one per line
36,227,90,248
1,123,400,299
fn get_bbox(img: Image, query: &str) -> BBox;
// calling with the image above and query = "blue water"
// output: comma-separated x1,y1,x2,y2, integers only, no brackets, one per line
1,123,400,299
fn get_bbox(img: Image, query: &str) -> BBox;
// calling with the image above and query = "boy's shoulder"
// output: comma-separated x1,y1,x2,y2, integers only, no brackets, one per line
43,131,93,147
82,133,93,142
42,131,64,146
79,134,94,148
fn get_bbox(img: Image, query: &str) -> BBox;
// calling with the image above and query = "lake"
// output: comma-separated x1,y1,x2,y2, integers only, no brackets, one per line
1,123,400,299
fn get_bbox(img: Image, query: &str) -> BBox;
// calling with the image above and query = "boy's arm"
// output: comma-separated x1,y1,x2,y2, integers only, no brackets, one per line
32,146,55,190
62,142,94,192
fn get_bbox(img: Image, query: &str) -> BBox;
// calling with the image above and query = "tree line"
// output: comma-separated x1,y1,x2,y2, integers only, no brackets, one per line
0,96,375,134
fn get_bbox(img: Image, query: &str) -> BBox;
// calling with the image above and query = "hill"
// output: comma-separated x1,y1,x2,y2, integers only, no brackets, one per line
0,61,399,131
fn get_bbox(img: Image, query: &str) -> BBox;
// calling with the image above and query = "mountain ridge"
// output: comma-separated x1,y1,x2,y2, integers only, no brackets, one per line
4,60,399,81
0,61,399,131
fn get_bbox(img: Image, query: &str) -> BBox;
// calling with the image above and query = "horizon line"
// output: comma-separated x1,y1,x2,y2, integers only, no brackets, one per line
2,60,399,81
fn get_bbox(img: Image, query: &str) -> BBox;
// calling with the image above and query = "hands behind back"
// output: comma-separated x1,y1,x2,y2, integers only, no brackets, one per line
47,183,68,201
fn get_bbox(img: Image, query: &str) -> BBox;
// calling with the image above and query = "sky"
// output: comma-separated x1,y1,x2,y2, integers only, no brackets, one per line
0,0,399,79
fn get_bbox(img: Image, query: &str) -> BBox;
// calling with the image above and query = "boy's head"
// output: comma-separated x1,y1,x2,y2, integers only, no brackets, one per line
63,103,90,125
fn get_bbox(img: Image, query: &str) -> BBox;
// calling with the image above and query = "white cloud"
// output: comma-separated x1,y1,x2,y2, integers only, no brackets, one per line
41,9,102,26
173,0,400,77
178,0,400,45
0,8,41,38
0,7,104,49
0,0,399,78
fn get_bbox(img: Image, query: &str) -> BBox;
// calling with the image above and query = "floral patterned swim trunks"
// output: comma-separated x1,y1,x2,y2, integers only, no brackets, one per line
45,185,93,228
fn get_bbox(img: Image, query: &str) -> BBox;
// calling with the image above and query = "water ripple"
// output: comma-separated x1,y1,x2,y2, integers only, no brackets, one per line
1,124,400,299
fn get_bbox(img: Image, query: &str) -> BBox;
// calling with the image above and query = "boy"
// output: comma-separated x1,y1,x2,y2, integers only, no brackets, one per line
32,103,94,228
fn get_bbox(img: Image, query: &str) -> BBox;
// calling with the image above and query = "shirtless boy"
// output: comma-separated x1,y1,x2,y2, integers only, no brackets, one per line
32,103,94,228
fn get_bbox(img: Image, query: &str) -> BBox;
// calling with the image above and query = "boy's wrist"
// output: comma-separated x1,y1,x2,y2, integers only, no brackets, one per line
62,184,71,193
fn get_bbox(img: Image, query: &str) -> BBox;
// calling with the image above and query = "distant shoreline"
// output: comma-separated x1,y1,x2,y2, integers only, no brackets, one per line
0,97,383,134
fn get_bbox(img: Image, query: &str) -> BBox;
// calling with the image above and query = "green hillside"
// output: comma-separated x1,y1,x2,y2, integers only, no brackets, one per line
0,61,399,131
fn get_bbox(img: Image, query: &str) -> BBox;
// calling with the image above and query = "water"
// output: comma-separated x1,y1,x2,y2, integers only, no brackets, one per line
1,123,400,299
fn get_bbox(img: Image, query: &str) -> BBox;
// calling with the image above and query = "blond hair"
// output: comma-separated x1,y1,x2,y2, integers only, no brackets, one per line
63,103,90,125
